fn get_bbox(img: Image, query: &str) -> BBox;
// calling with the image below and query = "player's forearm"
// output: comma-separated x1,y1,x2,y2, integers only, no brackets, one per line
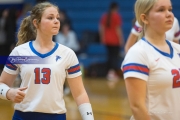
74,91,90,106
74,92,94,120
99,25,105,43
131,105,151,120
116,27,124,46
125,33,138,53
0,71,17,87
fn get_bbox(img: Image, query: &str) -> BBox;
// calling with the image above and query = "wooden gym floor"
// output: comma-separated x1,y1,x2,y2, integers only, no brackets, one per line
0,77,132,120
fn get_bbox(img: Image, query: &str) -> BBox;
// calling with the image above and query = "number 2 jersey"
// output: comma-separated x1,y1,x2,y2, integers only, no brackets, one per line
122,38,180,120
3,41,82,114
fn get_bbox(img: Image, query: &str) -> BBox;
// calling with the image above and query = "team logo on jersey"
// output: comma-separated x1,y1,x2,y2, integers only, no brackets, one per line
56,55,61,61
155,58,160,62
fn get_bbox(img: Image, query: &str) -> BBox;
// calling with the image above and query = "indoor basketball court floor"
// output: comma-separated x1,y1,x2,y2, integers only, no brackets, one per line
0,77,132,120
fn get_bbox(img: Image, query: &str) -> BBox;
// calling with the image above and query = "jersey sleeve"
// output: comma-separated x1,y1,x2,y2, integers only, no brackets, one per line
131,21,142,36
66,50,82,78
3,47,20,75
173,18,180,40
121,46,149,81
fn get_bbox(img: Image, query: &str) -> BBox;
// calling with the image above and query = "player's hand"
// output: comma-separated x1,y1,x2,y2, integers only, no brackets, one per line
7,87,28,103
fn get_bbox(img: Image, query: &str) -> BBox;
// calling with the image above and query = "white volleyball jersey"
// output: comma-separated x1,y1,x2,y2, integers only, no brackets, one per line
4,41,82,114
121,38,180,120
131,17,180,41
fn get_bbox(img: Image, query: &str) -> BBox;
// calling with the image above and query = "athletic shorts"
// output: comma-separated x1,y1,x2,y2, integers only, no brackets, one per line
12,110,66,120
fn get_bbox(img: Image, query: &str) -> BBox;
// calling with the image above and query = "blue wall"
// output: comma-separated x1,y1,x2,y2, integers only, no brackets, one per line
48,0,180,42
1,0,179,42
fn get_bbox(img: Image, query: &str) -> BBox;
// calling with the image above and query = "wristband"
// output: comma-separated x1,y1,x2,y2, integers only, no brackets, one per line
78,103,94,120
0,84,10,100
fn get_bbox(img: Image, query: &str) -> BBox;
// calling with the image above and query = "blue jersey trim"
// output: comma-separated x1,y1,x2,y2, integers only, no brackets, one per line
5,64,17,70
68,69,81,74
124,69,149,75
142,37,173,58
68,64,81,74
123,63,148,68
29,41,59,58
69,64,80,69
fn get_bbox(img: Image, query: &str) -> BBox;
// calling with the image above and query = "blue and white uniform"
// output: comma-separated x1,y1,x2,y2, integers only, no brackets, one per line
4,41,81,117
122,38,180,120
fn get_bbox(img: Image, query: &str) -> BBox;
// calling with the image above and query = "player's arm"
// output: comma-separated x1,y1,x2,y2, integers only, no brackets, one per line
67,76,94,120
125,33,138,54
0,71,17,87
172,18,180,44
125,77,151,120
173,39,179,44
0,71,27,102
116,26,124,46
99,24,105,44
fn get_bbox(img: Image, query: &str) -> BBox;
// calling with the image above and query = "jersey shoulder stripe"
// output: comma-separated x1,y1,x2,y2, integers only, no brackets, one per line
133,24,142,33
122,63,149,75
68,64,80,74
5,63,17,70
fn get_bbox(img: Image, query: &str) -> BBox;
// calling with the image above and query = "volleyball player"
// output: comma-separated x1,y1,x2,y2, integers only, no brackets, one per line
0,2,94,120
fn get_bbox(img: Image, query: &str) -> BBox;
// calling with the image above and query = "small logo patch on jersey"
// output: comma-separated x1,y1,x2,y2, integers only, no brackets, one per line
155,58,160,62
56,55,61,61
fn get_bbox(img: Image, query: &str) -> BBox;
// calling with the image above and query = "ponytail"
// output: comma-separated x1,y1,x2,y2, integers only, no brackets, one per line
137,23,146,40
16,16,36,46
138,31,144,40
106,2,118,28
106,12,111,28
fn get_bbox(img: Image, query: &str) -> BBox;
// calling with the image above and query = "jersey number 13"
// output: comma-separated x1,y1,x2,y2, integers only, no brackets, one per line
34,68,51,84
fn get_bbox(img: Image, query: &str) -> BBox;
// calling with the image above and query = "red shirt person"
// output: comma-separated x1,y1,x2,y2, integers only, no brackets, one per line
99,2,124,81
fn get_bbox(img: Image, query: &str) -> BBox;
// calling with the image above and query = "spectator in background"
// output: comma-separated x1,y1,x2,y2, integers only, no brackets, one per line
99,2,124,81
4,7,18,54
0,8,18,57
55,22,80,55
0,9,8,70
16,3,32,42
125,17,180,53
59,10,71,31
0,9,8,51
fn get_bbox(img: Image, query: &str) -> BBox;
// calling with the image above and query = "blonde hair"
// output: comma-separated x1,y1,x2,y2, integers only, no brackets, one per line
134,0,157,39
16,2,59,46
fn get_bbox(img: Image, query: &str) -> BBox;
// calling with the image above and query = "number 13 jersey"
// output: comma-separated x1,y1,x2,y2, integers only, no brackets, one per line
4,41,82,114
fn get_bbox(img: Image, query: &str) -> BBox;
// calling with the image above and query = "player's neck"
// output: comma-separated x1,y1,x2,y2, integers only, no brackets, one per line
144,30,166,46
34,40,54,48
32,40,55,54
144,32,170,54
35,34,54,48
